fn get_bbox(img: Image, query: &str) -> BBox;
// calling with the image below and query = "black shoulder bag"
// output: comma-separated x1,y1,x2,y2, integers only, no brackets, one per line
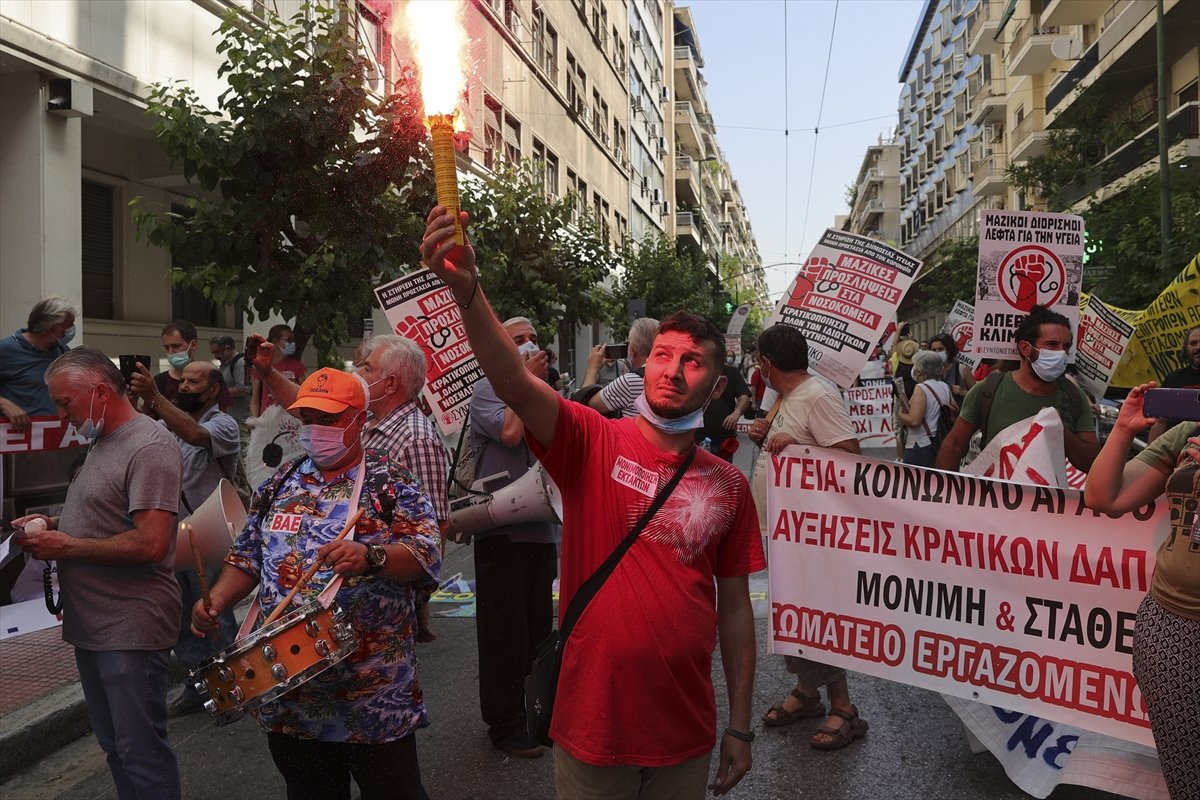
524,445,696,747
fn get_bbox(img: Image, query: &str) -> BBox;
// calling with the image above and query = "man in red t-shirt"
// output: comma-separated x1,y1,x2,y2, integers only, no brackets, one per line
422,206,764,797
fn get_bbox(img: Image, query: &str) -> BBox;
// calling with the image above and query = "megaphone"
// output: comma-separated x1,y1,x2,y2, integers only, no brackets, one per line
447,463,563,544
175,479,247,571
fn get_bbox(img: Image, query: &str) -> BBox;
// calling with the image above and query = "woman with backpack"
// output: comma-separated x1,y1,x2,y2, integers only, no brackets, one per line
897,350,953,467
928,332,975,402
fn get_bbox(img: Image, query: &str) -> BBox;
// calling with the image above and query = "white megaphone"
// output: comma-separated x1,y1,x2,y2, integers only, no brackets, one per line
175,479,247,571
447,463,563,544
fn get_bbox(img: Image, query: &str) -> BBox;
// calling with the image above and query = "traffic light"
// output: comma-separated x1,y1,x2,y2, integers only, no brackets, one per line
717,291,732,315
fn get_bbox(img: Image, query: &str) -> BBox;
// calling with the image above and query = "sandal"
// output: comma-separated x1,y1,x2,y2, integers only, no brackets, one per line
810,705,869,750
761,688,825,727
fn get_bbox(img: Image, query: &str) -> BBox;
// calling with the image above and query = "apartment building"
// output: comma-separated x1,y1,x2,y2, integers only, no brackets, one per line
626,0,669,239
844,133,904,246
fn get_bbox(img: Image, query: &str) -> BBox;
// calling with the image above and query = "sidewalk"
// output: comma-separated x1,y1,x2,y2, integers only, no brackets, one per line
0,626,89,778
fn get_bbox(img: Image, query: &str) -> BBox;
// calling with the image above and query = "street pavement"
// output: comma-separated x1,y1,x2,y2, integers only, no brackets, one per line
0,436,1132,800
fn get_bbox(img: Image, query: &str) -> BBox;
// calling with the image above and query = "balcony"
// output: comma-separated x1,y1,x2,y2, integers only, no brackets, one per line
675,212,702,249
1007,14,1060,77
1045,41,1099,118
1010,113,1049,161
673,46,702,104
972,151,1008,196
969,80,1006,127
1043,0,1110,27
674,101,704,158
674,155,701,206
967,0,1002,56
857,166,882,198
1056,101,1199,208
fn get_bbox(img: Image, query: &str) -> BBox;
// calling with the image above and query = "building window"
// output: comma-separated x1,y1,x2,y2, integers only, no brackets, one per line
532,138,559,198
81,181,114,320
532,3,558,82
483,94,502,169
504,113,521,163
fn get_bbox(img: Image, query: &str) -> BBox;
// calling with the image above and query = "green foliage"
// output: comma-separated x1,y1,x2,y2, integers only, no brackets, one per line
461,160,617,341
1079,165,1200,307
131,2,434,363
604,234,721,337
918,235,980,312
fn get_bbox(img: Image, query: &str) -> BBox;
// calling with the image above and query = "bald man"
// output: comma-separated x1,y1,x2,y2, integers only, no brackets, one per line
130,359,241,714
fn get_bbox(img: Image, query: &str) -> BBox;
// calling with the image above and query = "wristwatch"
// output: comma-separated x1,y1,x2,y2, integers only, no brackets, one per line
364,543,388,576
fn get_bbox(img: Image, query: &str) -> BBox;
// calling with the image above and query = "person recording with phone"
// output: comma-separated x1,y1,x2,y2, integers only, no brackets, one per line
1085,382,1200,800
579,317,659,418
249,324,306,417
1149,326,1200,443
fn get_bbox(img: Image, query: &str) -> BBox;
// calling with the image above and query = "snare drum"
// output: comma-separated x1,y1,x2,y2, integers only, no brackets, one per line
191,600,359,724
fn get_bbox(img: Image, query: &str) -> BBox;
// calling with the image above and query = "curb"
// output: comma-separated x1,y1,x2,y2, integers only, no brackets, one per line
0,682,90,780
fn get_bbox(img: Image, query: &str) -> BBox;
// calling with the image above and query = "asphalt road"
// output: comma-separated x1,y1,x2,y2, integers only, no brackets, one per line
1,536,1130,800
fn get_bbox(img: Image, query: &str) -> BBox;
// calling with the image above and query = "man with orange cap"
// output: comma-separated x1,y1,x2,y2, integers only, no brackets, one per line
192,368,441,800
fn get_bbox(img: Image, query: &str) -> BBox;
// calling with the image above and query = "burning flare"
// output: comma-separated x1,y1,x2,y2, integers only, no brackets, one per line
406,0,468,245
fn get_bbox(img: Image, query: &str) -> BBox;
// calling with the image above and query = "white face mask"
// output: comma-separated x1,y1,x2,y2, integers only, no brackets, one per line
635,371,723,434
77,387,106,440
1027,346,1068,382
934,350,948,364
299,422,356,467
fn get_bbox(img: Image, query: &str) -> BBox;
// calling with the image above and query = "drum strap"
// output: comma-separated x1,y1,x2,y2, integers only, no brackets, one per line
237,457,367,637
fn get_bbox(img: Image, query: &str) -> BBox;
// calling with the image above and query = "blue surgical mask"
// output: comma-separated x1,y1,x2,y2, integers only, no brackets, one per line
77,387,106,440
59,325,76,345
167,352,192,370
299,422,355,467
281,342,297,357
1028,347,1068,382
935,350,948,364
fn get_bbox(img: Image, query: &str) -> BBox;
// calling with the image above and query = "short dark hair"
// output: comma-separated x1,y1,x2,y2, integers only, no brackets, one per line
210,335,235,349
162,320,198,342
757,325,809,371
268,324,293,342
1014,306,1071,347
930,332,957,359
657,312,725,368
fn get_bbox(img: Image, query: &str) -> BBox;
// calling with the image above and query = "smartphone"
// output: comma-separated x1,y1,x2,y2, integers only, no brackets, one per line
1142,388,1200,420
604,343,629,360
245,336,260,363
119,355,151,384
517,341,540,360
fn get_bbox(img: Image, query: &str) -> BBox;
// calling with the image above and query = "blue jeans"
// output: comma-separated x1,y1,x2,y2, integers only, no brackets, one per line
174,567,238,700
75,648,181,800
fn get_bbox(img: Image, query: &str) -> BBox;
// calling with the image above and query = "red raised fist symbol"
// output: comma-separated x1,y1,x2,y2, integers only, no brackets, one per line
1008,252,1047,311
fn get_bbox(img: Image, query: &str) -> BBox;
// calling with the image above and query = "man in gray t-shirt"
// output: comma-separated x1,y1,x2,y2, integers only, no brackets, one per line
17,347,183,800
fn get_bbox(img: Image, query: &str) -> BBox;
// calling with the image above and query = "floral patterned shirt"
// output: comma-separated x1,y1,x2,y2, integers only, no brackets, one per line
226,449,441,742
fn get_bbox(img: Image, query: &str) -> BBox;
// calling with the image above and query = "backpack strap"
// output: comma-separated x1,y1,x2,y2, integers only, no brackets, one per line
976,371,1006,443
1055,376,1084,430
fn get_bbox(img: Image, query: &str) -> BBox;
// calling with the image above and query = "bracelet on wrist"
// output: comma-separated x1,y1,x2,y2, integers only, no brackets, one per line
723,726,755,743
457,272,480,310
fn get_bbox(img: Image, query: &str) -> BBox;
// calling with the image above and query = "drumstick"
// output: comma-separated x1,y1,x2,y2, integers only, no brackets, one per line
186,524,216,641
263,507,365,627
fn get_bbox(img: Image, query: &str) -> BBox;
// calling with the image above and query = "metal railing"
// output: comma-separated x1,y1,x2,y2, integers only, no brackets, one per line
1010,14,1059,58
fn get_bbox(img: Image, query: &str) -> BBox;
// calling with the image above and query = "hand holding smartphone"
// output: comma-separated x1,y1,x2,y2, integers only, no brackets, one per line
604,343,628,360
1141,388,1200,421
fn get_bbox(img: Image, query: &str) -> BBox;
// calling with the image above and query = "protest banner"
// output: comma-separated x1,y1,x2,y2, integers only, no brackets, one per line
0,417,90,455
1108,253,1200,388
243,404,304,490
940,300,980,372
374,269,479,437
765,447,1167,747
975,210,1084,359
726,303,752,337
725,335,742,360
845,377,896,450
769,230,921,388
1075,297,1136,401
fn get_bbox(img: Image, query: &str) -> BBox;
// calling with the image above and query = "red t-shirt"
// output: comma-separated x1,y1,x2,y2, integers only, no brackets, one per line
529,397,765,767
262,357,307,411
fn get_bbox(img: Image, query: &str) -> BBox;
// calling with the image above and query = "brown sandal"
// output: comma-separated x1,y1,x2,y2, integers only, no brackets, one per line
810,705,869,749
761,688,825,727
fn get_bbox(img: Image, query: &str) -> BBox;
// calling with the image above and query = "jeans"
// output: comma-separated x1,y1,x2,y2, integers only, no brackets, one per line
266,732,430,800
75,648,180,800
174,567,238,700
473,535,557,745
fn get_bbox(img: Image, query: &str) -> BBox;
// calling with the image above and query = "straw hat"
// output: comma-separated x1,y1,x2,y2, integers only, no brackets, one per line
896,339,919,366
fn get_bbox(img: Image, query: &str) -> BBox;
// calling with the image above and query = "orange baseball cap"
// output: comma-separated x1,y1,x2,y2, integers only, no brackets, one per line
288,368,366,414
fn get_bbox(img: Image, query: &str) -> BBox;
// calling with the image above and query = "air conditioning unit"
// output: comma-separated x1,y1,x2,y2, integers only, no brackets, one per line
647,122,658,137
632,97,642,114
660,86,670,102
986,123,1002,143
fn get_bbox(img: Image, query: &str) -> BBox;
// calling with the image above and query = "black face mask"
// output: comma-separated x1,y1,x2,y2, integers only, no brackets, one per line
175,391,207,413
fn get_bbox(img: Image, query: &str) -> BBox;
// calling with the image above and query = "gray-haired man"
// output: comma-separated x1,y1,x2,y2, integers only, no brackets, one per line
0,295,77,431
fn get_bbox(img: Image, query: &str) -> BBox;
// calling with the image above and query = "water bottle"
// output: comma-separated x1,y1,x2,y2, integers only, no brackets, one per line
701,437,712,453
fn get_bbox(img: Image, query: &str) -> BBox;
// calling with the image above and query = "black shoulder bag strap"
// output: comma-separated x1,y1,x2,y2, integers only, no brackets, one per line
558,445,697,641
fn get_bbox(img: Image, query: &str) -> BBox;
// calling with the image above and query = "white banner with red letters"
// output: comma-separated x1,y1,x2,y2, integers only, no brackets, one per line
940,300,981,372
845,378,896,449
765,447,1167,747
769,230,921,389
975,210,1084,359
0,417,90,454
374,270,480,437
1075,296,1135,401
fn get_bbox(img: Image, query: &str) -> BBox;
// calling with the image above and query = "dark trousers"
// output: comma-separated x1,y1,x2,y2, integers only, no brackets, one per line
266,732,429,800
473,535,558,744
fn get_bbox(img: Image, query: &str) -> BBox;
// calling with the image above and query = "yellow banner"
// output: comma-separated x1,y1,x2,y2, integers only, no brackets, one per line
1083,253,1200,389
